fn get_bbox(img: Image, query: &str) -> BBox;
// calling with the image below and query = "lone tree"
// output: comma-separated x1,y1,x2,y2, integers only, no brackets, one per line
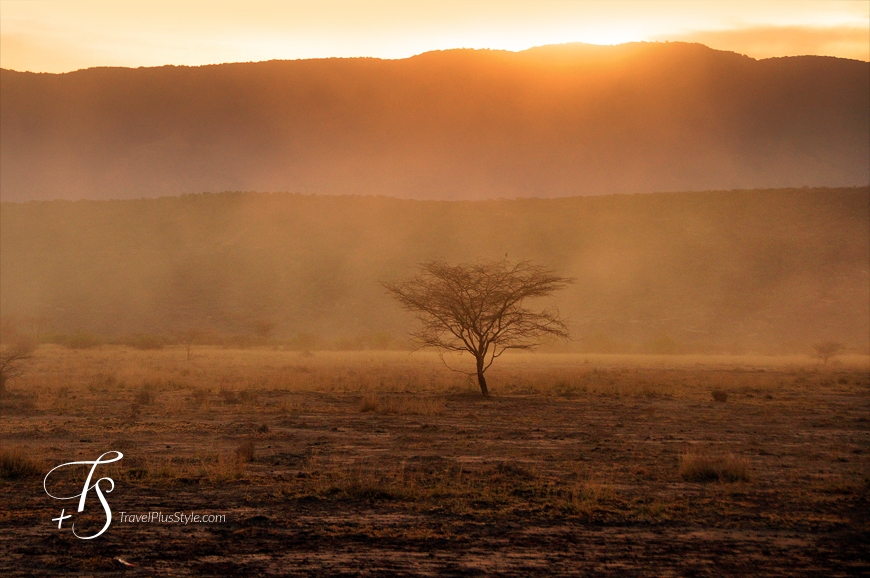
0,340,35,398
384,260,573,396
813,341,846,365
177,328,201,361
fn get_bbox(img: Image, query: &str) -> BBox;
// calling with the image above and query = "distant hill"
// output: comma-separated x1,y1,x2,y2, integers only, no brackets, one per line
2,188,867,353
1,42,868,202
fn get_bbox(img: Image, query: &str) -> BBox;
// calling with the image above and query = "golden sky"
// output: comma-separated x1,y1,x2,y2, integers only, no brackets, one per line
1,0,867,73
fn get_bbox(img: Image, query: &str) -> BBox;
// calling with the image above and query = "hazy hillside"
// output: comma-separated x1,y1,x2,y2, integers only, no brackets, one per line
1,43,867,202
1,188,867,353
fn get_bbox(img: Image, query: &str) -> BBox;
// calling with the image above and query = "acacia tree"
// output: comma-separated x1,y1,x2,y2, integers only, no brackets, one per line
177,328,201,361
384,260,573,396
813,341,846,365
0,340,35,398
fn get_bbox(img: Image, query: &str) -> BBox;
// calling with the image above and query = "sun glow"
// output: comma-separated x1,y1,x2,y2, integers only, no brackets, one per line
0,0,867,73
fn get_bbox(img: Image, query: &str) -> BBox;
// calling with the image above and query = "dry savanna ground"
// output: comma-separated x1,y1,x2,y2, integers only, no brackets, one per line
1,345,869,576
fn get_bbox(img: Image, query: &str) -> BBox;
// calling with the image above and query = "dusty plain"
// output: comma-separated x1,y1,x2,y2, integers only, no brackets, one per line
1,346,869,576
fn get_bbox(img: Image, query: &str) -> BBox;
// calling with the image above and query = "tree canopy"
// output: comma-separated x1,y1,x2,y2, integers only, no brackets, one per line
813,341,846,365
384,260,573,395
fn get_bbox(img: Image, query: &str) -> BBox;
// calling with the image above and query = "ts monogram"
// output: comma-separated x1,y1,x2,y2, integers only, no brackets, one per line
43,451,124,540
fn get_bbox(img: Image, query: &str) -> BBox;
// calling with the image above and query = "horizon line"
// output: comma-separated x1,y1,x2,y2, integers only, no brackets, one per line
3,185,868,205
3,40,867,75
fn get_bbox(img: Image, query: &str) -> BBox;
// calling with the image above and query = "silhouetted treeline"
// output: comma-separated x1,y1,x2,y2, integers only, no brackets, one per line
2,42,867,202
1,188,867,354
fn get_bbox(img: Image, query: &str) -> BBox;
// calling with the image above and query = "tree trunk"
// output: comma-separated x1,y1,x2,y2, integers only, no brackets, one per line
476,356,489,396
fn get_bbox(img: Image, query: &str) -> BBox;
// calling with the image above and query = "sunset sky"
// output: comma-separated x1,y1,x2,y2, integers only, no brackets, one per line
1,0,868,73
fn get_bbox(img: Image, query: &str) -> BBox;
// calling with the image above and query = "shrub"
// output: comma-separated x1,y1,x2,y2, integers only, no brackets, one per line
0,447,41,480
680,451,749,483
711,390,728,402
235,441,255,463
190,388,210,405
237,390,258,404
553,380,582,397
134,387,154,405
359,395,379,412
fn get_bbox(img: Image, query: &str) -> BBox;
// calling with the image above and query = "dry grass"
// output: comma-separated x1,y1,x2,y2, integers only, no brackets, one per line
679,450,750,483
2,344,868,574
13,346,870,411
0,446,41,480
119,452,249,485
287,455,611,514
205,454,248,482
5,346,867,431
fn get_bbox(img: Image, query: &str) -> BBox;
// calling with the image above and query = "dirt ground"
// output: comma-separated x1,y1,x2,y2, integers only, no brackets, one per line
1,347,868,576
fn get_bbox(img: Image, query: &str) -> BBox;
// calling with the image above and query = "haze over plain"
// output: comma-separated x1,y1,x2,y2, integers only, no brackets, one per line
0,36,868,354
2,188,868,354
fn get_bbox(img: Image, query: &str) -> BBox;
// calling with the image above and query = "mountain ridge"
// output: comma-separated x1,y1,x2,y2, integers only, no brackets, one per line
2,42,867,202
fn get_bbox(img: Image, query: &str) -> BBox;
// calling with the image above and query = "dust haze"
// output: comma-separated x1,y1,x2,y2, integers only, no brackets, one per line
2,41,869,576
2,188,867,354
